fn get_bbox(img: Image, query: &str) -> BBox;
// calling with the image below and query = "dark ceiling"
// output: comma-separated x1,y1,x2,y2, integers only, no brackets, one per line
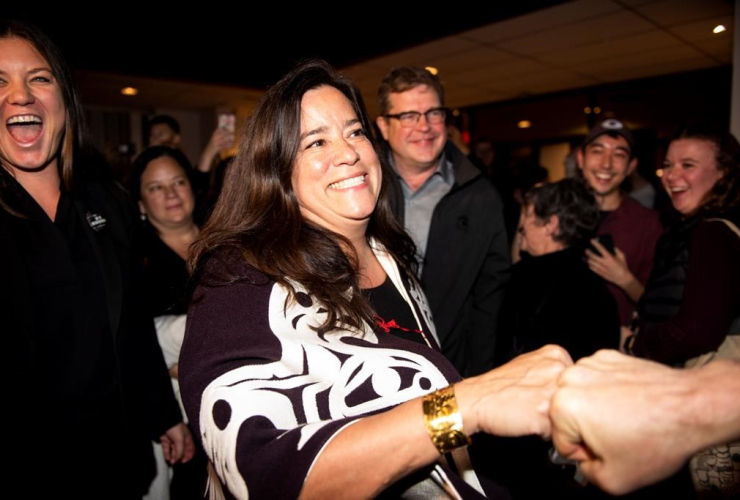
5,3,565,89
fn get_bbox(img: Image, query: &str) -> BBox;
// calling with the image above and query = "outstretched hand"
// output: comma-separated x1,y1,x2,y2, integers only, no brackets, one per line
457,345,572,439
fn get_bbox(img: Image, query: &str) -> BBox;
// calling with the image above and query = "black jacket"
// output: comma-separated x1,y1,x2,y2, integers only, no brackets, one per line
495,248,620,364
1,176,182,495
389,143,511,377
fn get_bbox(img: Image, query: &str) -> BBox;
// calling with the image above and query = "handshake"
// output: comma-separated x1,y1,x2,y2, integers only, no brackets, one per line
464,348,740,495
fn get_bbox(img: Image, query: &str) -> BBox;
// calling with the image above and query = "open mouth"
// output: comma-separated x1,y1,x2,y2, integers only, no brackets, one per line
595,173,614,181
6,115,43,144
329,174,366,190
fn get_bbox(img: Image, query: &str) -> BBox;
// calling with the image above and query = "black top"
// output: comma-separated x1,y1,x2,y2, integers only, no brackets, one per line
0,172,183,497
364,276,428,347
140,224,190,317
16,182,120,424
496,247,620,364
634,208,740,364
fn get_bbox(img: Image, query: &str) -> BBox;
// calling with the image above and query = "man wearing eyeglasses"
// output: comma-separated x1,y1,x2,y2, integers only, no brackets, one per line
376,66,510,377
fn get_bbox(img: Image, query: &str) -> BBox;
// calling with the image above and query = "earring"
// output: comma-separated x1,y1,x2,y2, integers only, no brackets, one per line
140,213,147,221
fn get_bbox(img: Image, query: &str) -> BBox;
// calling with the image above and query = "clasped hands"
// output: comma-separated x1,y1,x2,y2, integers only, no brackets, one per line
471,347,702,495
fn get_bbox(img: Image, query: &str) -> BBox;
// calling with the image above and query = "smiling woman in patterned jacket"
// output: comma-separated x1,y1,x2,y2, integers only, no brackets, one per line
180,59,570,500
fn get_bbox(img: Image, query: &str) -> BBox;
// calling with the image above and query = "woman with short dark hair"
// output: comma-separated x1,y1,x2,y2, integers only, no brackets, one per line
496,178,620,364
179,60,571,500
492,178,619,499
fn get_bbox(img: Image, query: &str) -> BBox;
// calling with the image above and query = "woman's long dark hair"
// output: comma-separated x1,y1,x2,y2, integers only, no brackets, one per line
671,123,740,215
0,20,90,215
189,59,417,335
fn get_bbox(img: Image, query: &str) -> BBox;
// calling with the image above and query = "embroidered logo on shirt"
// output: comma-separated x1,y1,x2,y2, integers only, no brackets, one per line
86,212,107,231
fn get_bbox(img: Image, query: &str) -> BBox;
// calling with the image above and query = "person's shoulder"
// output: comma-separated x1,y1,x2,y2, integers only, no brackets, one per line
696,215,740,247
83,177,129,204
447,143,481,184
446,144,502,202
80,178,137,223
197,248,274,289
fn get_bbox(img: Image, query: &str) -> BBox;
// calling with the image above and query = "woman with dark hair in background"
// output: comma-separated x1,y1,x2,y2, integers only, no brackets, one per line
497,178,620,365
129,146,199,325
0,21,191,498
179,59,570,500
128,146,206,499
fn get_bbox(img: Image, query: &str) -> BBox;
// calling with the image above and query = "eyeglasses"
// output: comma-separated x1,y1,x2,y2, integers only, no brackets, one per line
383,108,447,128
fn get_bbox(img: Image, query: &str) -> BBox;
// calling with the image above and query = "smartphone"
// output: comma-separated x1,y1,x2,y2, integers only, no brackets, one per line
589,234,615,256
218,112,236,133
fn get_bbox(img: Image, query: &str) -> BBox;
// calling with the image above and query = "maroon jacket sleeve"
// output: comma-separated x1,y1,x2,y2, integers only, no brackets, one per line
633,219,740,364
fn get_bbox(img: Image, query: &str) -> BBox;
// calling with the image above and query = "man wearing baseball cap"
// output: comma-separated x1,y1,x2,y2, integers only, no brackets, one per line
578,119,662,326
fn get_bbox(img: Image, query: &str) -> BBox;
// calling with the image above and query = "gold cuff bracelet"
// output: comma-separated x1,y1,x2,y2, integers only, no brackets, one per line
422,385,472,455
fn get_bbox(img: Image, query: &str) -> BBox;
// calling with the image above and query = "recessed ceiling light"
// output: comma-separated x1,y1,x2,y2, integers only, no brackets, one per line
121,87,138,96
656,168,664,178
584,106,592,114
452,108,460,117
518,120,532,129
713,24,726,34
425,66,439,75
594,106,602,114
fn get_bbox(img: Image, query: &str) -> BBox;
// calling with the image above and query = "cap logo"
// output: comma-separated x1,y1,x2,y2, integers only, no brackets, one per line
601,119,624,130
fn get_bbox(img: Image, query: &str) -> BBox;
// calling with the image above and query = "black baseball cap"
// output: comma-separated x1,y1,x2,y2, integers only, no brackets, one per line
583,119,635,151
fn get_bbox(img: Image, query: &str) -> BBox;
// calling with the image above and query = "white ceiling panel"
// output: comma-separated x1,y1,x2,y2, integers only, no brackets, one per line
450,59,551,85
617,0,662,6
429,46,517,74
692,37,735,64
367,36,480,69
596,57,717,82
636,0,734,26
325,1,735,113
496,10,655,56
463,0,620,44
582,44,711,73
537,30,680,66
668,15,735,42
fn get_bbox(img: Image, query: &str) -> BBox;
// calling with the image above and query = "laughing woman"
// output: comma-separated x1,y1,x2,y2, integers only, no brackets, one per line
179,60,570,500
0,21,190,498
627,125,740,365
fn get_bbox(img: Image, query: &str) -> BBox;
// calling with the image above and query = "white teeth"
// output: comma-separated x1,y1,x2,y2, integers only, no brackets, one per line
595,173,613,180
670,187,688,193
329,175,366,190
7,115,42,125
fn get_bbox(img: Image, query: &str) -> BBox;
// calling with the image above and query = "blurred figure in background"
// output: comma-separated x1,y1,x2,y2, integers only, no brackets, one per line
148,115,182,149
